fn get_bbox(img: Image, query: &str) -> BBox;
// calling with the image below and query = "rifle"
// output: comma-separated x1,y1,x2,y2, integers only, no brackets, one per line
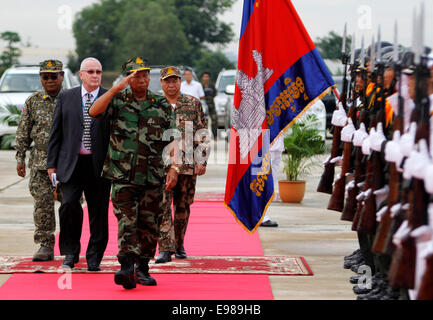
317,25,349,195
350,54,371,230
357,32,391,235
388,46,431,290
372,36,404,253
328,54,357,212
341,62,362,221
417,252,433,299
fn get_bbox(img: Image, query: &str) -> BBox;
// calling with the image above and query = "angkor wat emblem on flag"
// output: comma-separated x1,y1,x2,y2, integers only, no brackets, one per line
232,50,273,159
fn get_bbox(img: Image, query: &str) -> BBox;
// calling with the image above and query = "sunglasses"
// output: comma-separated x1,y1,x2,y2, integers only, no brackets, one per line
83,70,102,75
41,74,60,81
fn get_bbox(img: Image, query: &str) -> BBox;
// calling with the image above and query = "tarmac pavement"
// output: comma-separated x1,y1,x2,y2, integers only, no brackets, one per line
0,139,358,299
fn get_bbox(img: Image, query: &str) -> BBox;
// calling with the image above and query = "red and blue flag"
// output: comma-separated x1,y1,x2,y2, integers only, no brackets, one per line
224,0,335,232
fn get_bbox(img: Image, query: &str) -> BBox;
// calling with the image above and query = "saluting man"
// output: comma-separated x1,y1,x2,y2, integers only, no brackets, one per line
89,58,179,289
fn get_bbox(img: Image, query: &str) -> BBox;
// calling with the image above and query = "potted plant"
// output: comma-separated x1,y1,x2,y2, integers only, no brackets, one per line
279,114,325,203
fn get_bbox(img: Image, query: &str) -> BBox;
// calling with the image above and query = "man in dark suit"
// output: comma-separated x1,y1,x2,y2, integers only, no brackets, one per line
47,57,111,271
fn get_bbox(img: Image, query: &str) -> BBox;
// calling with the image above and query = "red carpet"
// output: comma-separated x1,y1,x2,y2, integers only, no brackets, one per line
0,201,275,300
0,256,313,275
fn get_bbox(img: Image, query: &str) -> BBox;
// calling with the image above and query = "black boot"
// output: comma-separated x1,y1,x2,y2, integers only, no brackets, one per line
114,254,136,289
155,252,172,264
135,258,157,286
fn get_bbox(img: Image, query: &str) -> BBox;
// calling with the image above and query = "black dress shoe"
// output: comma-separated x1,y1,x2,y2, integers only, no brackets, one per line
62,255,75,269
349,275,362,284
344,249,361,261
88,265,101,272
260,220,278,227
175,246,187,259
155,252,172,264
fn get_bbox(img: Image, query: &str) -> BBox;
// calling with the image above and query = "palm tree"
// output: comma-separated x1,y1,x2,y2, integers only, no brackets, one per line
0,104,21,149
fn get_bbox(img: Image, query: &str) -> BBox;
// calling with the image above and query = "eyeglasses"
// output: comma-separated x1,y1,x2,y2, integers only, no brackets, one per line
40,74,60,81
83,70,102,75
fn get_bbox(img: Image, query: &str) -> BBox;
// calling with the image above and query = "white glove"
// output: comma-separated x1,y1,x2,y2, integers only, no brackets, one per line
356,191,367,201
330,156,343,166
390,203,402,218
399,122,417,157
424,164,433,195
345,180,355,192
374,185,389,207
392,220,410,246
403,149,417,180
376,206,389,222
385,131,404,167
370,122,386,152
362,128,374,156
341,118,356,142
373,185,389,196
411,139,431,180
410,226,433,243
331,102,348,127
353,123,368,147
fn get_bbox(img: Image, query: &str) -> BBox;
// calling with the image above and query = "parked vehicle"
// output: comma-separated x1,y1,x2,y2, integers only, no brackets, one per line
0,64,79,139
214,69,236,128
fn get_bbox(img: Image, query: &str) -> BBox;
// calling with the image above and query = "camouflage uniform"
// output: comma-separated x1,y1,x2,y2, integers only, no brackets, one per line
101,84,176,260
203,83,218,138
15,60,63,250
158,87,209,253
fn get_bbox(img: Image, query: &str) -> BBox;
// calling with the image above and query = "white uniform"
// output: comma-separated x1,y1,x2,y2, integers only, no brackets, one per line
262,135,285,223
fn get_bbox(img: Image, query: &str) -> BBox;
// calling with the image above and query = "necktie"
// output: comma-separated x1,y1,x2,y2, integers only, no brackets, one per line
83,93,93,150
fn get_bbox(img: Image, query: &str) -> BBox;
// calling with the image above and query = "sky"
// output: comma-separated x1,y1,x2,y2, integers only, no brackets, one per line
0,0,432,60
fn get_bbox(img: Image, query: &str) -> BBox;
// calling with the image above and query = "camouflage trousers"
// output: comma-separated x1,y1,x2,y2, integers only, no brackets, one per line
29,169,55,249
111,182,164,260
158,174,197,253
207,102,218,139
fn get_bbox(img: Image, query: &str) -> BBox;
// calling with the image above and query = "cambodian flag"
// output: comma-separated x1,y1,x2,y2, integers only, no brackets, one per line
224,0,335,232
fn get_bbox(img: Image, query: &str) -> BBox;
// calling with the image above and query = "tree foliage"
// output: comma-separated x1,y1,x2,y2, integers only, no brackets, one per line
115,0,190,67
70,0,235,72
315,31,352,60
194,50,235,83
0,31,21,76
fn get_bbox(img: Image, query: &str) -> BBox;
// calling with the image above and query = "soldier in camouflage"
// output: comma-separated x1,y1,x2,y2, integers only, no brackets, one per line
15,60,64,261
155,66,209,264
201,71,218,139
89,57,179,290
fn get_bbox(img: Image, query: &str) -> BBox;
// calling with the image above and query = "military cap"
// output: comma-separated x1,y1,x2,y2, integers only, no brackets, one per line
160,66,181,80
39,60,63,73
122,57,150,75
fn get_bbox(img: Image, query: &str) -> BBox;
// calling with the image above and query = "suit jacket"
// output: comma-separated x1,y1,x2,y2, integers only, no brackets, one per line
47,86,110,183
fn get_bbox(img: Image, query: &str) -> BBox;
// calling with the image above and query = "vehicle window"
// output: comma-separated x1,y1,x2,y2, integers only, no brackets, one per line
217,75,235,93
0,74,42,92
149,70,163,94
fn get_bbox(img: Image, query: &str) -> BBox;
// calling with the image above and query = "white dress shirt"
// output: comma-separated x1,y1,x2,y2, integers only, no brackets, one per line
180,80,205,100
